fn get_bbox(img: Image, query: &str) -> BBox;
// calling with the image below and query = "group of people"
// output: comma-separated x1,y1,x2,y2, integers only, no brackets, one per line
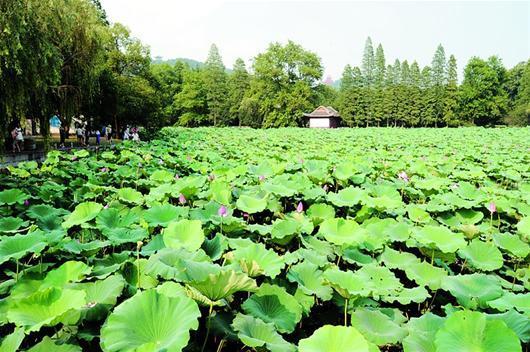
122,126,140,142
60,124,116,147
10,126,24,153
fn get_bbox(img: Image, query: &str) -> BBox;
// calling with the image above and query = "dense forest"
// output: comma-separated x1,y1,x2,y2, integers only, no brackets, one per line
1,0,529,149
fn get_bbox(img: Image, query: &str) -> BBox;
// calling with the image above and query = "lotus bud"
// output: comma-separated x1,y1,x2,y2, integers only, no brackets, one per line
259,175,265,182
174,174,180,180
24,199,30,206
296,201,304,213
72,156,78,161
178,193,186,204
104,204,109,209
398,171,409,183
101,167,108,172
323,184,329,192
243,212,249,219
488,202,497,214
136,241,143,250
218,205,228,217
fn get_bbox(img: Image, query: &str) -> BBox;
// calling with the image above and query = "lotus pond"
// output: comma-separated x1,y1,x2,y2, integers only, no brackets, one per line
0,127,529,351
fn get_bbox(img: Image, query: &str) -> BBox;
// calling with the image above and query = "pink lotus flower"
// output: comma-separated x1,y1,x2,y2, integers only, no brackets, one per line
243,212,249,219
178,194,186,205
398,171,409,183
174,174,180,180
488,202,497,214
100,167,108,172
323,184,329,192
296,201,304,213
218,205,228,217
24,199,30,206
104,204,109,209
259,175,265,182
72,156,78,161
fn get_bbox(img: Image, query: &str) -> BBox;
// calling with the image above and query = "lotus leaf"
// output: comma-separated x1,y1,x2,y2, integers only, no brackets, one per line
231,314,296,352
229,242,284,278
458,239,504,271
0,217,28,233
7,287,86,332
493,233,530,258
163,219,204,251
317,218,367,246
413,225,467,253
287,261,333,300
350,308,408,345
402,313,445,352
0,231,46,265
236,194,267,214
27,337,81,352
100,289,200,352
0,189,28,205
441,274,503,309
434,310,522,352
62,202,103,229
186,270,257,306
298,325,374,352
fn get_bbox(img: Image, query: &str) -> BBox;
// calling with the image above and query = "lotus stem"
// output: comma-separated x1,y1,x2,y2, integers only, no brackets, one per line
344,298,348,326
136,241,143,289
201,303,214,352
216,339,225,352
15,259,19,282
459,259,467,274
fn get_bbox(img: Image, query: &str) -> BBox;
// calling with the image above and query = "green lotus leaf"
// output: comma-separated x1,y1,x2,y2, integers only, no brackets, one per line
317,218,367,246
458,239,504,271
43,261,91,288
0,327,25,352
441,274,503,309
407,205,432,224
402,313,445,352
298,325,374,352
202,233,228,261
0,189,28,205
455,209,484,225
327,187,366,207
493,233,530,258
242,294,298,334
383,286,430,305
307,203,336,225
74,274,126,321
186,270,257,306
26,204,68,219
155,281,187,298
27,337,81,352
163,219,204,252
488,292,530,315
210,180,232,204
350,308,407,346
270,218,301,244
100,289,200,352
116,187,144,205
413,225,467,253
236,194,267,214
323,267,368,298
0,231,46,265
7,287,86,332
145,248,218,282
487,310,530,343
144,204,188,227
341,247,374,266
62,202,103,229
149,169,175,184
434,310,522,352
354,263,403,298
256,284,303,320
232,314,296,352
379,247,419,269
287,261,333,301
517,217,530,241
229,242,285,278
0,217,28,233
96,208,139,232
404,261,447,290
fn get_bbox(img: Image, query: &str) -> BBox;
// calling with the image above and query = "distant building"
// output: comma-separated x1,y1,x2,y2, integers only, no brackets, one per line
303,106,341,128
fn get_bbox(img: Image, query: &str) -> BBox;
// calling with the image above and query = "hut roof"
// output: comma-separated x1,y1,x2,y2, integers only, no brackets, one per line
303,106,340,118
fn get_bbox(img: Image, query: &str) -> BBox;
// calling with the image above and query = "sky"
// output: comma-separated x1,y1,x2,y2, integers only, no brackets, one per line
100,0,530,80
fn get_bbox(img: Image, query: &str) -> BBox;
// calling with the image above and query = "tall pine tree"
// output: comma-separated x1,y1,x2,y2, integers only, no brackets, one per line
431,44,447,127
443,55,459,126
204,44,228,126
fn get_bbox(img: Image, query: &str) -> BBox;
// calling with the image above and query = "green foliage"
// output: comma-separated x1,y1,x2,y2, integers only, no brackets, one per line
0,127,528,350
